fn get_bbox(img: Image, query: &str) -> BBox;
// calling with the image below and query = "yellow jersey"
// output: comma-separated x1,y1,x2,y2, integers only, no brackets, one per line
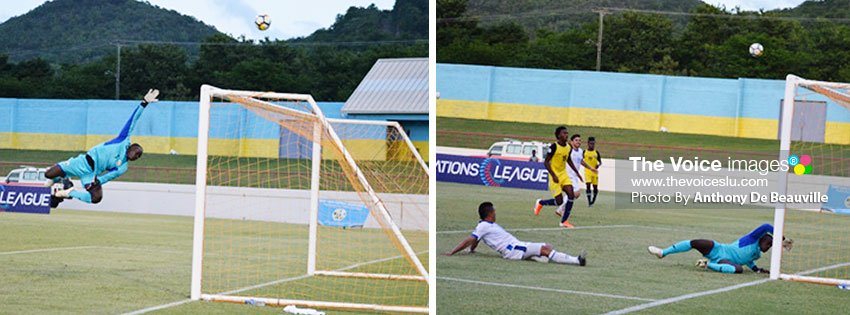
547,142,571,175
583,149,600,169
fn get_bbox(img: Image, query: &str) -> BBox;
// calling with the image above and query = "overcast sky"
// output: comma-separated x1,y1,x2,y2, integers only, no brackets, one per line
0,0,396,41
710,0,806,11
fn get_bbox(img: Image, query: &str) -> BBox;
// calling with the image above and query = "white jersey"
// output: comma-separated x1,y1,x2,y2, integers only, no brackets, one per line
471,220,520,256
568,147,584,177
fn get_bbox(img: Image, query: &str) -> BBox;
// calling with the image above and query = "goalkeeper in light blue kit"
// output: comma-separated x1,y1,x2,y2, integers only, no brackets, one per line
46,89,159,204
647,224,793,274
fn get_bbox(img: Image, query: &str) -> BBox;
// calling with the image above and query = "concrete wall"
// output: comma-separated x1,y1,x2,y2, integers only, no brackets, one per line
436,63,850,144
54,180,427,231
0,98,430,161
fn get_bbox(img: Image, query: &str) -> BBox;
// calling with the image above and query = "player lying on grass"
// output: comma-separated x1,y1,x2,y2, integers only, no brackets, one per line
647,223,793,274
45,89,159,204
583,137,601,206
443,201,587,266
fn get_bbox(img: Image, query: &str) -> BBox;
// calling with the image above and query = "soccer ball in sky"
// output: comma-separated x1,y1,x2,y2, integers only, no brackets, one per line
749,43,764,57
255,14,271,31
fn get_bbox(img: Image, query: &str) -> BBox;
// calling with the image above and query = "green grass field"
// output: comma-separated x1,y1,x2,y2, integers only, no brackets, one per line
0,209,427,314
436,182,850,314
436,117,784,153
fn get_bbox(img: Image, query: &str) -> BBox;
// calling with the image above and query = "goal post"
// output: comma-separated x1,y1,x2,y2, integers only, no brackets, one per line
771,74,850,286
190,85,430,312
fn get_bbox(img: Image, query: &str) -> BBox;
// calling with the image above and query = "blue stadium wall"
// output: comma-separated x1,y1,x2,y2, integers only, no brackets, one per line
0,99,429,161
436,63,850,144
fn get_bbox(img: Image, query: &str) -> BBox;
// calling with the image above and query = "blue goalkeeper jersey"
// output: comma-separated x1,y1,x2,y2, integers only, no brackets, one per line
86,103,146,184
713,224,773,268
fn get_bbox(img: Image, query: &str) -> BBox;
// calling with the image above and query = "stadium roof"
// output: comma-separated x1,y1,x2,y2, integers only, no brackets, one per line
341,58,428,115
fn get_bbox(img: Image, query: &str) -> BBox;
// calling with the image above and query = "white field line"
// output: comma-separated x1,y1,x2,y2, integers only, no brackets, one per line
437,276,657,302
120,299,194,315
436,224,635,235
0,245,98,255
121,250,429,315
602,261,850,315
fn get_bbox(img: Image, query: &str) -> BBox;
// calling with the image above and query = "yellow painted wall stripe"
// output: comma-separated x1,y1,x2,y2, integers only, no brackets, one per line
437,99,850,145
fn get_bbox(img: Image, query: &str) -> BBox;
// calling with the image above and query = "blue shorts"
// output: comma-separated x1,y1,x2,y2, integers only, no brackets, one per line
705,241,735,264
58,154,96,186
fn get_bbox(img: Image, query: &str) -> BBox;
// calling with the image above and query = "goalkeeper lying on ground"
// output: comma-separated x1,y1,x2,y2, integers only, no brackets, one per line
647,224,793,274
45,89,159,204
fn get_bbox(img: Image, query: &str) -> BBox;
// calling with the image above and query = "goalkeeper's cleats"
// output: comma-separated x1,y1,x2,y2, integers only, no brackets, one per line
560,220,575,229
53,187,72,199
534,199,543,216
696,259,708,268
530,256,549,263
578,249,587,266
648,246,664,259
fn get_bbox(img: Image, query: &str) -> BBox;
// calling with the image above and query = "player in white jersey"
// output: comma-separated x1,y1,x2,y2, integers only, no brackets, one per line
442,202,587,265
555,134,597,216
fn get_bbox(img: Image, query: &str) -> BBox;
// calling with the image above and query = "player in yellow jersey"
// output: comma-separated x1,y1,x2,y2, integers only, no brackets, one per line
533,126,582,228
583,137,601,206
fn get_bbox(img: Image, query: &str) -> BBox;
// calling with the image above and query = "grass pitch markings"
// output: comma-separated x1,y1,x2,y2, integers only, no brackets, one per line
0,245,99,255
123,250,430,314
603,261,850,314
436,224,635,234
438,276,658,302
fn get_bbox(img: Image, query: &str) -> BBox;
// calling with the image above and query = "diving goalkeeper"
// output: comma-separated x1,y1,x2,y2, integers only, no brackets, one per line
46,89,159,204
647,224,792,274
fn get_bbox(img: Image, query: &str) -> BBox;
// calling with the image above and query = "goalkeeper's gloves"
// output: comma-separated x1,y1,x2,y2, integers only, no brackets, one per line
752,266,768,274
142,88,159,106
782,237,794,251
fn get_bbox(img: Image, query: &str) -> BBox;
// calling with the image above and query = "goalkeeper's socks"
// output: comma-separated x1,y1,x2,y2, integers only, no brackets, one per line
592,189,598,204
560,199,574,223
586,191,592,205
548,250,580,265
540,198,557,206
662,240,692,256
69,190,92,203
708,262,737,273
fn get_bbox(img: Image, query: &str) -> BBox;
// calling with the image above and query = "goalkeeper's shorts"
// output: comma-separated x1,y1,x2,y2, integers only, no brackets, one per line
58,154,96,186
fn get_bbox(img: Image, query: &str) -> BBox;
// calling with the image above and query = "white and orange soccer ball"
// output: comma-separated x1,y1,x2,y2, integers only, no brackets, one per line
749,43,764,57
255,14,271,31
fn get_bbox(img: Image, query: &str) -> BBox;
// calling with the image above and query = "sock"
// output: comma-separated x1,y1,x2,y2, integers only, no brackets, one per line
662,240,692,256
586,190,592,205
592,187,598,204
560,199,574,222
548,250,580,265
540,198,557,206
69,190,92,203
708,262,736,273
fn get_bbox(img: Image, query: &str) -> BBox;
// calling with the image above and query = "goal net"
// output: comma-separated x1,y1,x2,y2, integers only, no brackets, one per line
771,75,850,286
190,85,429,312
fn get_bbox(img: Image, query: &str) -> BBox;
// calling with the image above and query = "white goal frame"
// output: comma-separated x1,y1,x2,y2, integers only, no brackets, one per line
189,85,430,312
770,74,850,286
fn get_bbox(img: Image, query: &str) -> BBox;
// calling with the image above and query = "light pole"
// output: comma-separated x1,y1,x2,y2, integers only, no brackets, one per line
592,9,607,71
115,44,121,100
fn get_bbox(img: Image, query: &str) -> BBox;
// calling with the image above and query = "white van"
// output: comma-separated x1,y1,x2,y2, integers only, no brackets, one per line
486,139,550,161
4,165,48,185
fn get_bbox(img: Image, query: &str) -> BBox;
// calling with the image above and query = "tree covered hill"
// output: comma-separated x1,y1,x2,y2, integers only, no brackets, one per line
0,0,221,63
297,0,428,42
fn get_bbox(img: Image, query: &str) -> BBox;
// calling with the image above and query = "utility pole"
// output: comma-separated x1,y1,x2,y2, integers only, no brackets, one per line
115,44,121,100
593,9,606,71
